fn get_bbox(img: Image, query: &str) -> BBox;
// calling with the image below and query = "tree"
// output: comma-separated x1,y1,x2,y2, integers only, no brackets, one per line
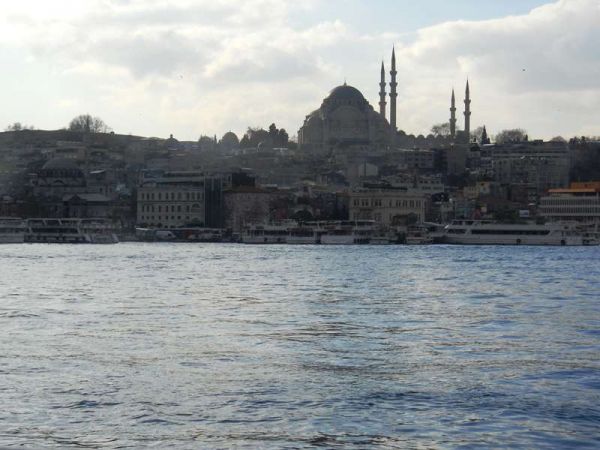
471,126,485,143
430,123,452,137
550,136,566,143
277,128,289,147
5,122,34,131
268,123,278,140
68,114,111,133
495,128,527,144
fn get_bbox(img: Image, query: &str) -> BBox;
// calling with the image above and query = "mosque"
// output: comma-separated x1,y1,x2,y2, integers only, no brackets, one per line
297,48,472,154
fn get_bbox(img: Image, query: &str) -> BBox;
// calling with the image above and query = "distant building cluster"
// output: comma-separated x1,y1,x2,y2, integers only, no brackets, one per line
1,49,599,233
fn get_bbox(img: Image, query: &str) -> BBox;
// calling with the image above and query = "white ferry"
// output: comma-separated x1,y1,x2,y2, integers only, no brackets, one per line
0,217,27,243
287,226,320,244
441,220,587,246
405,226,434,245
241,224,289,244
319,220,374,245
25,218,119,244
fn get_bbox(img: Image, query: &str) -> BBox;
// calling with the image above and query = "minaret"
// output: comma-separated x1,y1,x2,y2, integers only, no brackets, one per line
449,88,456,140
389,47,398,144
379,61,387,120
464,79,471,142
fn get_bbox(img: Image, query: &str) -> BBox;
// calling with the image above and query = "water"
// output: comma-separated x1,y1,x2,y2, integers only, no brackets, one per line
0,244,599,449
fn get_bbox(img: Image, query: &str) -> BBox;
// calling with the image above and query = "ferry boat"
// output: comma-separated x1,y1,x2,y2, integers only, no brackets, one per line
241,224,289,244
405,226,434,245
135,227,225,242
25,218,119,244
0,217,27,243
441,220,588,246
287,225,320,244
186,228,224,242
319,220,375,245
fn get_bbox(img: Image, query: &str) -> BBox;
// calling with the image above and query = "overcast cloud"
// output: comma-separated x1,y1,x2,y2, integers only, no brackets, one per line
0,0,598,140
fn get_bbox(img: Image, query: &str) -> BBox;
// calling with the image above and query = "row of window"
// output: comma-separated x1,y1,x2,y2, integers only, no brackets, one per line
541,208,600,214
140,204,201,213
139,215,197,222
541,199,600,206
352,198,422,208
139,191,203,201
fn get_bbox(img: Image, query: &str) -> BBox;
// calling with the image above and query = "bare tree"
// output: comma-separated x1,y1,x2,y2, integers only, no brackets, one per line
68,114,111,133
430,123,453,137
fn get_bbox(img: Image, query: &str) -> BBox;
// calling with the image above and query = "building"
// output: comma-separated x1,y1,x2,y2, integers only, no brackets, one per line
297,83,391,154
349,187,428,226
137,171,206,228
224,187,274,232
298,49,472,155
539,182,600,225
484,140,570,195
32,158,87,198
397,148,435,170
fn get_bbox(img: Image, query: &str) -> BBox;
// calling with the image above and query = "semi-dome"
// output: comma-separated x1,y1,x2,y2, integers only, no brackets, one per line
41,158,81,171
326,84,366,103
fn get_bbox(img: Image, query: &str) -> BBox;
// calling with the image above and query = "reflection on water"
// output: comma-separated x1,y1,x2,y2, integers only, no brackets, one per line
0,244,599,448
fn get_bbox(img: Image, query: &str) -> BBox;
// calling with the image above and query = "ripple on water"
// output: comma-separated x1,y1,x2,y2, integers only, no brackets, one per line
0,243,599,448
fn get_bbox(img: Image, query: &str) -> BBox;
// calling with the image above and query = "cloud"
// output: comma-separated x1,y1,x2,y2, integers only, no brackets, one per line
0,0,598,140
394,0,600,137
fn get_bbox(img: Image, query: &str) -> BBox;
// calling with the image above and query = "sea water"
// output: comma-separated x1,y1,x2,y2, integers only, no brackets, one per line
0,243,599,448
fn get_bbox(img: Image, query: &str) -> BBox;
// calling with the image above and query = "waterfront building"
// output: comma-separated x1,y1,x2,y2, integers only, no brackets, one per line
349,187,427,226
224,186,274,233
137,171,207,228
539,182,600,225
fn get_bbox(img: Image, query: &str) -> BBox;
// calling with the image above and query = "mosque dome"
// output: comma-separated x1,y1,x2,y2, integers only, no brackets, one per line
326,84,366,103
220,131,240,149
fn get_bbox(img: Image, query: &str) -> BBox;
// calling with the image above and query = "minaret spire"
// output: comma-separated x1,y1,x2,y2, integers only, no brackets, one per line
464,79,471,142
450,88,456,140
389,46,397,146
379,61,387,120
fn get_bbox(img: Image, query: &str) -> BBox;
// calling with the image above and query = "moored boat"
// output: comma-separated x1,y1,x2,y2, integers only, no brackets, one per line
0,217,27,243
25,218,119,244
440,220,589,246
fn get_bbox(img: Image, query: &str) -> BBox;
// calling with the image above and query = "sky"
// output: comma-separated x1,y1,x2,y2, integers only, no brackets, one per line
1,0,598,141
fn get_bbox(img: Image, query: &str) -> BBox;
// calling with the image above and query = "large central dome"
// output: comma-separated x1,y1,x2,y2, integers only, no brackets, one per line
326,84,366,103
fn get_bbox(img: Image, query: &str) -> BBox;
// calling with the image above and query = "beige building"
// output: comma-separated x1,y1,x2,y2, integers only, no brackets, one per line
137,171,206,227
349,188,428,226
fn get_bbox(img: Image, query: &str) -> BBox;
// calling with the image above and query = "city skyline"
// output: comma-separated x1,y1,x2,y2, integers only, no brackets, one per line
1,0,599,141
